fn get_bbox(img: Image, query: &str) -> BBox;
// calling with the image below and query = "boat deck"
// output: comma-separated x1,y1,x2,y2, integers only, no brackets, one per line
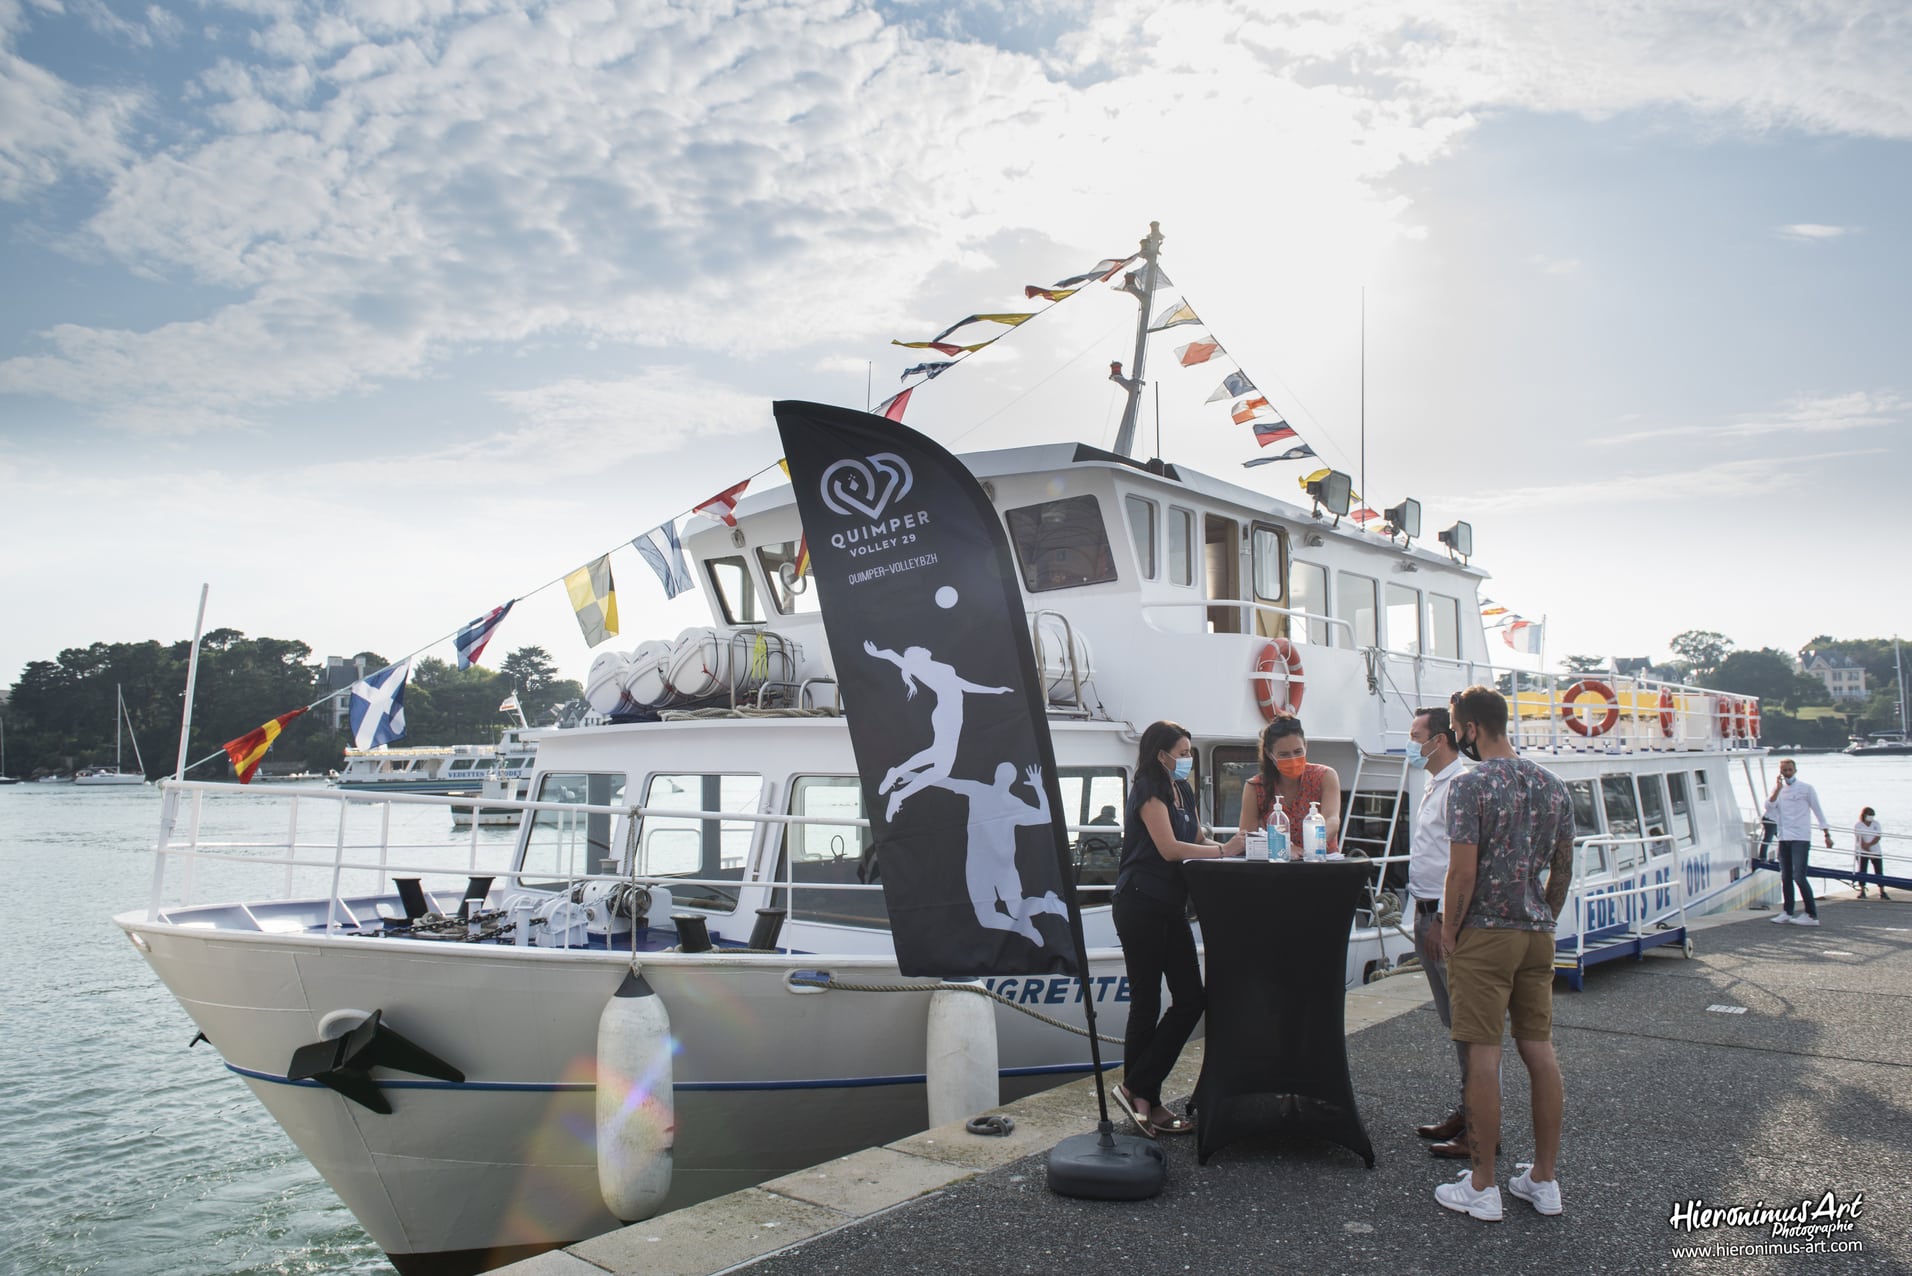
502,899,1912,1276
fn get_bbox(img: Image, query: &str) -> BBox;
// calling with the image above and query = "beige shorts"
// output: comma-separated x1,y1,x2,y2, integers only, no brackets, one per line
1447,926,1556,1044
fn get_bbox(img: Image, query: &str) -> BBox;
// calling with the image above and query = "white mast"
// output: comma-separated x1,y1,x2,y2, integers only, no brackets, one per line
1110,222,1165,458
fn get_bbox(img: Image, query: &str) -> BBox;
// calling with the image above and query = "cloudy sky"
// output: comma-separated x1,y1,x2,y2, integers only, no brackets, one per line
3,0,1907,697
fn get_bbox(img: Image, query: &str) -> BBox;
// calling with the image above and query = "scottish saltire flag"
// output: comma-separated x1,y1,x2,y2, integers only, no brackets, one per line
1241,443,1316,468
1253,419,1298,446
349,659,411,749
454,601,514,669
693,480,751,527
1176,339,1223,366
565,556,619,646
1206,370,1255,403
633,522,695,599
223,707,307,784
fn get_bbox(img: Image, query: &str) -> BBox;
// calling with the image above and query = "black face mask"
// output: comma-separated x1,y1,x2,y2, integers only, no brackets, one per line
1457,725,1482,762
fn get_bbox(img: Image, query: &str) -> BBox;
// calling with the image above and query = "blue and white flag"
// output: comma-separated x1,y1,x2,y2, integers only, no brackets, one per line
1206,370,1256,404
633,522,695,600
454,601,514,669
1241,444,1316,467
349,658,410,749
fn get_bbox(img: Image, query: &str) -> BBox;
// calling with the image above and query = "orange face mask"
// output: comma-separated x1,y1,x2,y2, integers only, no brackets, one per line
1275,756,1308,778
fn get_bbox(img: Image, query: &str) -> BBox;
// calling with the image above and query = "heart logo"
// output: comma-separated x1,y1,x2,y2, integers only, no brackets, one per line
820,453,914,520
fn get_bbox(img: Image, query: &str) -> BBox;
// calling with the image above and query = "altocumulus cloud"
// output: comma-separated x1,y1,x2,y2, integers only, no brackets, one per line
1,0,1909,435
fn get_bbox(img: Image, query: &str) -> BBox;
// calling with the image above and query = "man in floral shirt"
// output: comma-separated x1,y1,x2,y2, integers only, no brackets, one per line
1433,685,1576,1223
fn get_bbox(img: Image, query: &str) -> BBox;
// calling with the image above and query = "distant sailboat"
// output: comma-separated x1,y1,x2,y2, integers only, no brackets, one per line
1845,637,1912,756
74,686,148,787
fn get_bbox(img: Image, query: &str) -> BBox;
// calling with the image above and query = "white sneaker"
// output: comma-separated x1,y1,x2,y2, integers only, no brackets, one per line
1435,1169,1503,1221
1769,912,1795,923
1794,914,1820,927
1509,1163,1563,1215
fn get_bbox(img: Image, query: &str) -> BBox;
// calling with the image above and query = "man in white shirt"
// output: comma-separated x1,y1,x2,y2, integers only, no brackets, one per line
1406,705,1471,1157
1768,758,1833,926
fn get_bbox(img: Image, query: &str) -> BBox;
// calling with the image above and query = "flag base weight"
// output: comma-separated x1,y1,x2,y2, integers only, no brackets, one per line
1045,1123,1167,1200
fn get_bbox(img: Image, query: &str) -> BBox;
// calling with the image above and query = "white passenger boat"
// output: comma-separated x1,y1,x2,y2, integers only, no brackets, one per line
114,230,1779,1275
334,729,538,795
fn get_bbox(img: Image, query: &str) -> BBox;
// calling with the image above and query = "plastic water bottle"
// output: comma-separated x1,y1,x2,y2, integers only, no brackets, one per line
1266,797,1290,862
1303,801,1328,860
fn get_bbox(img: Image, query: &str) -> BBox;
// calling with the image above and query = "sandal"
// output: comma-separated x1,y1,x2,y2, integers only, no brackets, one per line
1111,1085,1156,1139
1147,1109,1195,1136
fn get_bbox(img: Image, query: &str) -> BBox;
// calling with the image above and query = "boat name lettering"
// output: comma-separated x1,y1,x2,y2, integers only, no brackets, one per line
981,975,1130,1005
831,509,931,553
848,552,939,586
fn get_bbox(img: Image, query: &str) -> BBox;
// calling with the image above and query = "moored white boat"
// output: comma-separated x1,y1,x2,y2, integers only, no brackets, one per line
334,729,538,795
115,230,1781,1275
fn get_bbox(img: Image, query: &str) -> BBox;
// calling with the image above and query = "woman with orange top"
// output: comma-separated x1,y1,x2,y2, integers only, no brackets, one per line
1237,714,1342,859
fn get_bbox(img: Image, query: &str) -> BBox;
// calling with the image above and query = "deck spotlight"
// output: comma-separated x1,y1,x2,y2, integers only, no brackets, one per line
1382,499,1421,543
1306,470,1353,523
1438,520,1473,563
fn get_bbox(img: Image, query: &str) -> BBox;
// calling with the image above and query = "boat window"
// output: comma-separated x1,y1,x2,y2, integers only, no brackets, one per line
1005,495,1120,593
1126,495,1157,581
1385,583,1421,655
706,555,768,626
756,541,821,616
1666,773,1697,845
1428,593,1461,659
518,772,628,890
1601,776,1641,866
1566,780,1601,838
1638,774,1673,855
1289,560,1329,645
1247,524,1288,639
1693,770,1710,800
1166,505,1194,587
1335,572,1378,649
1057,767,1126,907
1205,515,1241,633
1211,745,1259,832
632,772,764,912
770,776,887,929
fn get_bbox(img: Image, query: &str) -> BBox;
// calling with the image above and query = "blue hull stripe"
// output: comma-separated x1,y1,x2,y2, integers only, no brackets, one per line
227,1059,1106,1094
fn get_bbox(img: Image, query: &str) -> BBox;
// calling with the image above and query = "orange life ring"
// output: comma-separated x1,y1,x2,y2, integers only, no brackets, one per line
1253,638,1305,720
1561,680,1619,737
1658,689,1677,738
1745,701,1761,740
1717,697,1735,739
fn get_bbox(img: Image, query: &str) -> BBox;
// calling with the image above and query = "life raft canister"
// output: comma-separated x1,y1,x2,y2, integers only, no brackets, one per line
1658,689,1677,738
1253,638,1305,720
1561,680,1619,737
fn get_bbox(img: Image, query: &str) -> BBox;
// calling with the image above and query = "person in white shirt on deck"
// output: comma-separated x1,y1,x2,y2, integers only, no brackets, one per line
1406,705,1473,1158
1854,807,1887,901
1768,758,1833,926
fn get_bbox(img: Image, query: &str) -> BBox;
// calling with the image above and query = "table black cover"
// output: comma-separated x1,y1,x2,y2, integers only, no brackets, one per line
1183,858,1375,1167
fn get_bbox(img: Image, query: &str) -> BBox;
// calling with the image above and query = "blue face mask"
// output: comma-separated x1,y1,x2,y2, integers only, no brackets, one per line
1406,745,1429,772
1783,774,1795,785
1172,757,1193,781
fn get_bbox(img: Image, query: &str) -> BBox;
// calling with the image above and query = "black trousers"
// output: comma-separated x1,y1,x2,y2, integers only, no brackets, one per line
1113,887,1206,1106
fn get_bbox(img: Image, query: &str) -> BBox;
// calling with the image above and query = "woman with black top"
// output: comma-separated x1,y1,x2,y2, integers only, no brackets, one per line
1112,720,1245,1136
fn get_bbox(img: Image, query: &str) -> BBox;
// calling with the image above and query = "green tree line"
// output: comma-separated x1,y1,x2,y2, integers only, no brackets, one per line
1,630,580,780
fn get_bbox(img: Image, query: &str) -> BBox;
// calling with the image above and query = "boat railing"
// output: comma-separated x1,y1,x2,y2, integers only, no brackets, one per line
143,780,1121,935
1741,819,1912,880
1564,833,1691,965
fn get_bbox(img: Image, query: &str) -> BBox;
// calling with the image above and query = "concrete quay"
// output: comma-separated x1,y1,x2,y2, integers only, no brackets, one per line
501,899,1912,1275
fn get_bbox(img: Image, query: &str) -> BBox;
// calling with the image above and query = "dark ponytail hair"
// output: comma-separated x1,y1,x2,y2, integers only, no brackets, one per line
1252,714,1307,820
1134,720,1191,808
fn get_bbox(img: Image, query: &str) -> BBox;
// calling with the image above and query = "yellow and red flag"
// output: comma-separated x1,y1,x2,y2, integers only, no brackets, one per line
223,707,308,784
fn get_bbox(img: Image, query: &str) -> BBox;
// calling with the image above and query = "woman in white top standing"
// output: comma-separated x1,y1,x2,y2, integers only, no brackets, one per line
1854,807,1888,900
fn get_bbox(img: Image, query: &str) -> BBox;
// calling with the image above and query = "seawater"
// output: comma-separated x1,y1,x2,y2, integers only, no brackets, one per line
2,755,1907,1275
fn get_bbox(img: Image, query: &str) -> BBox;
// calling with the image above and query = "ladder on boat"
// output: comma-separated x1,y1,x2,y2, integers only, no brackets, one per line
1343,748,1416,981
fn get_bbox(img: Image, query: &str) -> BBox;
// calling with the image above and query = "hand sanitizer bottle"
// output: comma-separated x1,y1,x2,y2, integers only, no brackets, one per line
1303,802,1328,860
1267,797,1290,862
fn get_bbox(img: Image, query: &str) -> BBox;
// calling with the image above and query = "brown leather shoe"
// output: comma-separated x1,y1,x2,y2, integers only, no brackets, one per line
1429,1132,1499,1159
1416,1109,1465,1140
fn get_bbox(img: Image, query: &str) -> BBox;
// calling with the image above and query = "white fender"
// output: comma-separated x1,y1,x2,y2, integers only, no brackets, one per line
596,968,675,1221
925,984,999,1128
